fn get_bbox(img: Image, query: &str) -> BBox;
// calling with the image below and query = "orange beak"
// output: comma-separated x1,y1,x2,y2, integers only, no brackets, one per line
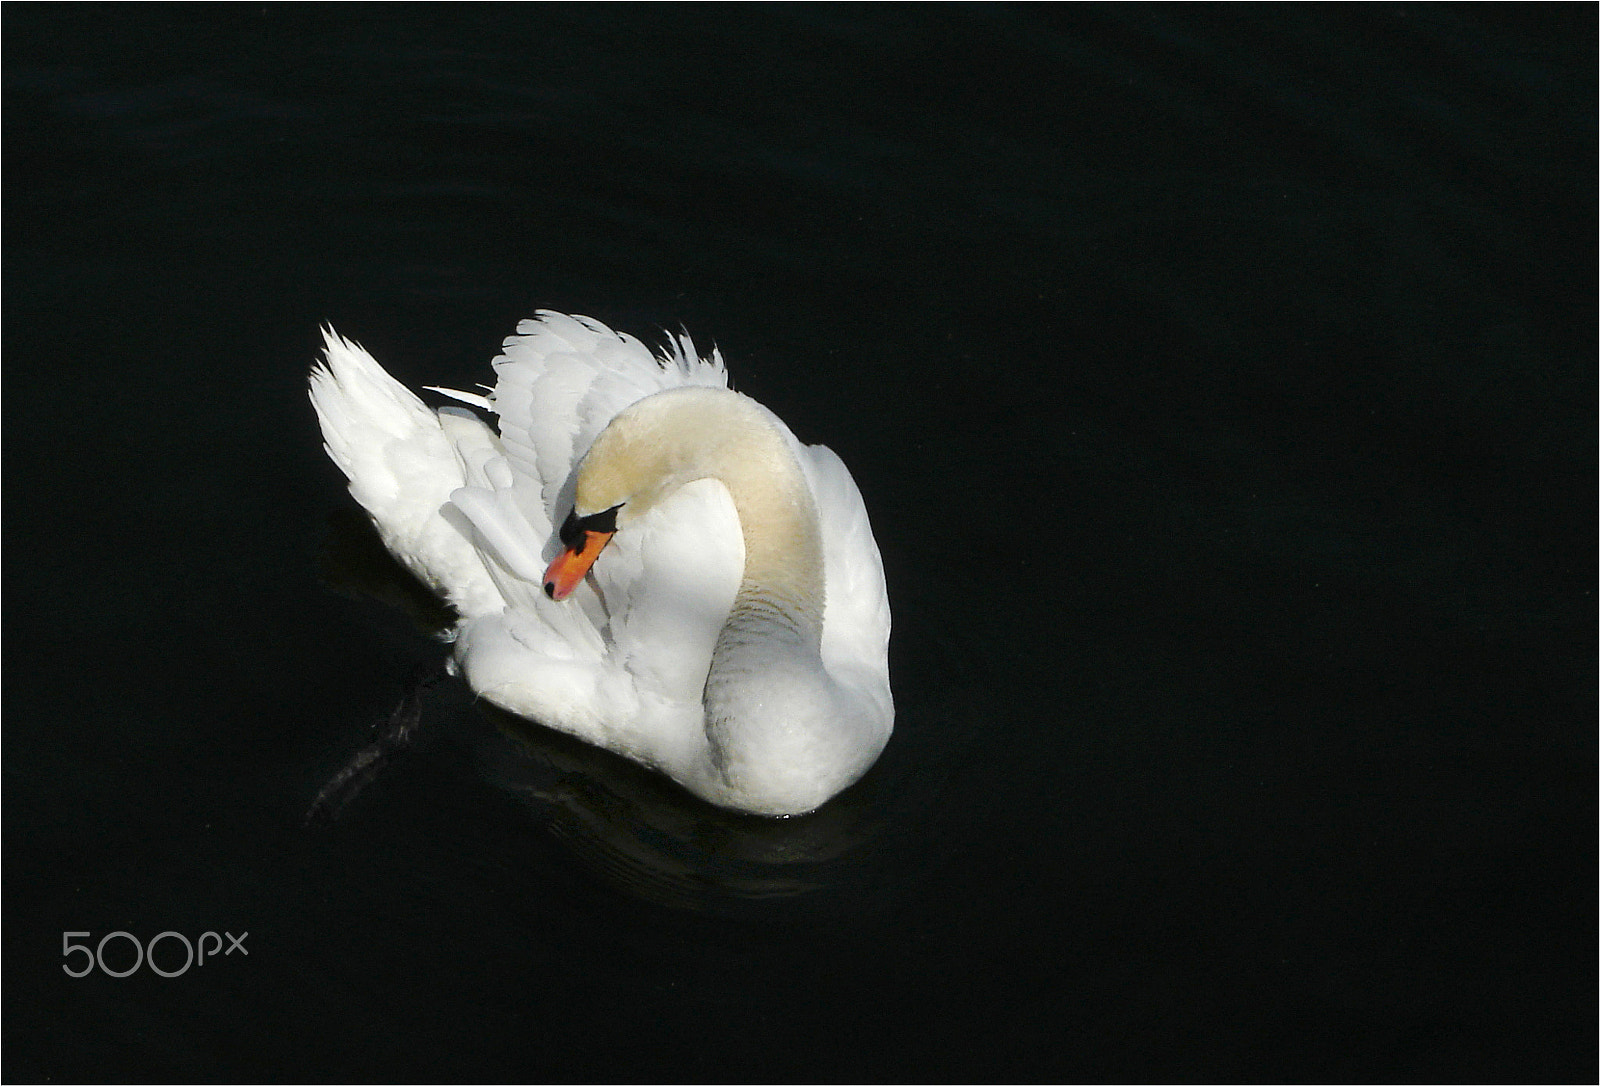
542,530,614,601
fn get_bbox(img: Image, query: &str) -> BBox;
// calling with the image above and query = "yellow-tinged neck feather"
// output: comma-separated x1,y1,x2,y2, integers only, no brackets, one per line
574,386,825,646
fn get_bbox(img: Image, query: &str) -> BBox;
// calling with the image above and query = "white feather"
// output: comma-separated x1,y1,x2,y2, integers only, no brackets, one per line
310,312,892,815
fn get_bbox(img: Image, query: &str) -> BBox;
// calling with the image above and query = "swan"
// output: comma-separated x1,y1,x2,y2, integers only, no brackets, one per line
309,311,893,816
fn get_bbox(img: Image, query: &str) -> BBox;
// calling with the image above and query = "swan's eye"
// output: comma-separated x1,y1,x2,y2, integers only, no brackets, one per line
559,504,622,548
557,510,582,549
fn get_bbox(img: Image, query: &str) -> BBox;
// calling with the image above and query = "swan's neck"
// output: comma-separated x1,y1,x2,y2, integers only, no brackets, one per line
698,394,825,682
581,387,826,654
717,453,825,653
579,388,847,810
702,445,834,800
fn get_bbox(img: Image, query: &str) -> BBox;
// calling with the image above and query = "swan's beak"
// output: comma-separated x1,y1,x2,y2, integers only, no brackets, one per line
543,530,614,601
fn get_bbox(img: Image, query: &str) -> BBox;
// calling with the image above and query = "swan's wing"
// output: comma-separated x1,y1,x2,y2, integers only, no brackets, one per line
479,311,729,535
309,329,503,618
441,405,606,656
802,443,893,706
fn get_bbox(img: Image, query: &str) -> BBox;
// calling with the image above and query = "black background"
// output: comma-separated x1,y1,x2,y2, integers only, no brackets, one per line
6,6,1594,1080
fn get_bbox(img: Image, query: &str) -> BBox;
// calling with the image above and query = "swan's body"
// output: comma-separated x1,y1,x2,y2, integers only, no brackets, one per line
309,312,892,816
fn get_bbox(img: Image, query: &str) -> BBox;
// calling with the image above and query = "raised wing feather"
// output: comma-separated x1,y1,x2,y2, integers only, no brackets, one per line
309,329,503,618
484,312,728,534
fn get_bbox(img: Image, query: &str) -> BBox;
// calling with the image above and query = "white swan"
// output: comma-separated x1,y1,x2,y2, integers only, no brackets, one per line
309,311,893,816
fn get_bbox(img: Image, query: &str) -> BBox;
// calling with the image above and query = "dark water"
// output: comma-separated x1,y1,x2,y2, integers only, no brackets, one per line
6,7,1593,1080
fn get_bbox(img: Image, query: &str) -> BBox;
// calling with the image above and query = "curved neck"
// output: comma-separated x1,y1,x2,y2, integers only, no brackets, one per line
574,387,874,813
582,387,826,651
719,440,825,653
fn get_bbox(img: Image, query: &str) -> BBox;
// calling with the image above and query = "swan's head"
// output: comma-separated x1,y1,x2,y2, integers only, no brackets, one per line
543,502,621,600
543,388,752,601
